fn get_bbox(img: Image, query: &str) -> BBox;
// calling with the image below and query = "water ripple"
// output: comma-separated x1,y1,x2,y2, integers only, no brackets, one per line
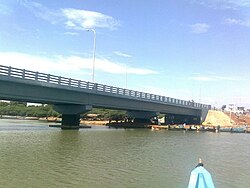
1,121,250,187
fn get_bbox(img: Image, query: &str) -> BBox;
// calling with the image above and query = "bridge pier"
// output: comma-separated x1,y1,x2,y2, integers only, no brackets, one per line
61,114,80,128
53,104,92,130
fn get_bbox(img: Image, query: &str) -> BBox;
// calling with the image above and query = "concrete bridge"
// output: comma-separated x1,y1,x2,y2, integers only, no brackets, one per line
0,65,210,129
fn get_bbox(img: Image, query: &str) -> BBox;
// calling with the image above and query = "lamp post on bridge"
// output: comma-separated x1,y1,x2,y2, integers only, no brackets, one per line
125,64,128,88
125,61,132,89
86,28,96,82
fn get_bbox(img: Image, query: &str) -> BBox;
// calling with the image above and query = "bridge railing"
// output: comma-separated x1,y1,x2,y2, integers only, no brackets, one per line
0,65,211,109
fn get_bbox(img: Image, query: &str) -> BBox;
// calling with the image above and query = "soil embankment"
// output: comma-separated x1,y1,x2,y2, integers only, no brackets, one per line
203,110,250,127
202,110,234,127
224,112,250,125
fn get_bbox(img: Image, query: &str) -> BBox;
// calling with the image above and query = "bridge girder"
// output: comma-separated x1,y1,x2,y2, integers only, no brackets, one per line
0,74,209,128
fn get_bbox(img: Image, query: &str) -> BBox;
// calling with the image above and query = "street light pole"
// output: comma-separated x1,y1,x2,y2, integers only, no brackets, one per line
86,29,96,82
125,64,127,88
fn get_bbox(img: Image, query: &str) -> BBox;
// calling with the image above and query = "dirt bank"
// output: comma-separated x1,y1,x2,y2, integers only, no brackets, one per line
202,110,250,127
80,120,109,126
202,110,234,127
224,112,250,125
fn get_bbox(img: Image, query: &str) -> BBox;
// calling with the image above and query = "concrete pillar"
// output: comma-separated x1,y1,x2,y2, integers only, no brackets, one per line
61,114,80,127
53,104,92,129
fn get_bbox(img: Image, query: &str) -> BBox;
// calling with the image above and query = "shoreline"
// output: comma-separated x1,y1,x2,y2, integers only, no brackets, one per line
1,113,249,128
1,115,250,133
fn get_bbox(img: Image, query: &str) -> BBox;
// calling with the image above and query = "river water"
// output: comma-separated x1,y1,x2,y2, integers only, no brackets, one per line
0,119,249,188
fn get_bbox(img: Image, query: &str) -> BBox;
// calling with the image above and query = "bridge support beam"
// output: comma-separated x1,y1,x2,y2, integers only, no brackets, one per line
164,114,200,125
53,104,92,130
127,110,159,124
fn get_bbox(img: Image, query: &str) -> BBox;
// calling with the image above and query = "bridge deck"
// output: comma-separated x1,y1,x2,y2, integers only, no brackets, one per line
0,65,210,112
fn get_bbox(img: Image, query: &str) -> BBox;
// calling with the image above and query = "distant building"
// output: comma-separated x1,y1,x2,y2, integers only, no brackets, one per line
225,104,236,112
237,107,245,114
224,104,246,114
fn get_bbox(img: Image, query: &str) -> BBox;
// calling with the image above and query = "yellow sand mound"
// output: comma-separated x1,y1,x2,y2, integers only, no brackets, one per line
202,110,234,127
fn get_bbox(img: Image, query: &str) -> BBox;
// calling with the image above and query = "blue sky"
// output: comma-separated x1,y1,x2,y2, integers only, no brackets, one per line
0,0,250,108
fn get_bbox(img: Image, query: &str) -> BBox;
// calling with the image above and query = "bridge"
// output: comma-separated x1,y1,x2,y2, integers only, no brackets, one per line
0,65,210,129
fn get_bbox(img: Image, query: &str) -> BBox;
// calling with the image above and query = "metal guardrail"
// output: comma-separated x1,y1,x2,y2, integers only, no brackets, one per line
0,65,210,109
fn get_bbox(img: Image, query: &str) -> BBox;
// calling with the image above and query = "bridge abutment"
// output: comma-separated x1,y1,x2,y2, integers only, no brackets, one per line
53,104,92,130
200,108,210,124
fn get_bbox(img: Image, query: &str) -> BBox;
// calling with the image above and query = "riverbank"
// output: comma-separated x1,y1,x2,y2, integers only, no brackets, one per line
150,124,249,133
106,122,150,128
0,115,40,120
1,110,249,129
0,115,113,126
202,110,250,127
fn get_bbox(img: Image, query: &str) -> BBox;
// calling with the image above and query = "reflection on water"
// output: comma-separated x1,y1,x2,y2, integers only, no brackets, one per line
0,119,250,188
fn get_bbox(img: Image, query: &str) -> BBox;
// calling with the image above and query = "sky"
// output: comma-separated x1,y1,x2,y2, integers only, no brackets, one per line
0,0,250,108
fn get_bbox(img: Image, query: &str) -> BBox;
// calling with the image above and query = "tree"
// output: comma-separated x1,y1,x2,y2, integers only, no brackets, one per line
0,101,59,117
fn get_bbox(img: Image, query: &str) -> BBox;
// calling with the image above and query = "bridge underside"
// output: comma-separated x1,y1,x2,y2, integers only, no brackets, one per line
127,110,159,124
126,111,202,125
164,114,200,125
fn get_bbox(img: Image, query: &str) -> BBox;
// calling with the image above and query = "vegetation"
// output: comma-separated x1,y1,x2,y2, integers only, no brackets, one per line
0,101,59,117
82,108,127,121
0,101,126,121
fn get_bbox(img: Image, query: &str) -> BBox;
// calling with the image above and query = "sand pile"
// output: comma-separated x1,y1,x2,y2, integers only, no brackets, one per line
202,110,234,127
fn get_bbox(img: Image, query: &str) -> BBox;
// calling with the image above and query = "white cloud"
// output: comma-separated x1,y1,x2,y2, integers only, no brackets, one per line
138,85,169,96
63,32,80,36
62,9,120,30
192,0,250,9
0,4,12,16
22,1,61,24
190,23,210,33
22,1,120,30
126,67,157,75
0,52,73,74
113,51,132,58
190,76,215,81
224,18,250,27
65,21,76,28
215,76,239,81
0,52,157,79
224,18,241,25
137,85,194,102
189,74,239,82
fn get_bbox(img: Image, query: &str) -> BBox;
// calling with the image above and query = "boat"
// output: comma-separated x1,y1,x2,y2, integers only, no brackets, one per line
231,127,246,133
206,126,216,132
219,127,232,132
169,124,185,131
188,159,215,188
151,125,169,130
189,125,197,131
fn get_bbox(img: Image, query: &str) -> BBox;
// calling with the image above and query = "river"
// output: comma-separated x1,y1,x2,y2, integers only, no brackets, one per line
0,119,249,188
